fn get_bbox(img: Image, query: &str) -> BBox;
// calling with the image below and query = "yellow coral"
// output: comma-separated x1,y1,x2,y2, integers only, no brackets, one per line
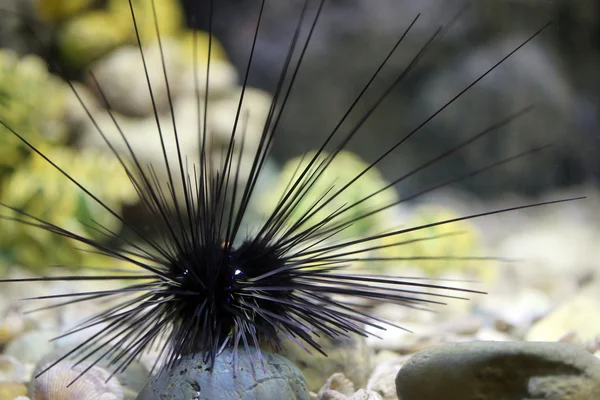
0,50,68,171
381,205,496,281
109,0,185,44
179,30,229,64
262,151,399,240
258,152,493,278
0,145,138,269
55,0,185,68
57,11,132,68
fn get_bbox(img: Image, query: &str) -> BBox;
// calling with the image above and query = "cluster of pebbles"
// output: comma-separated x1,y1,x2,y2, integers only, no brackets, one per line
0,187,598,399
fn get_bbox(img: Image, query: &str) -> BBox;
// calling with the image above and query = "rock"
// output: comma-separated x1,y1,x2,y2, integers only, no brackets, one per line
87,40,186,117
365,323,421,353
0,355,30,383
526,291,600,342
416,38,573,196
319,389,383,400
349,390,383,400
365,315,483,354
395,341,600,400
86,37,240,118
178,59,239,100
0,311,35,345
473,328,513,342
0,381,27,400
64,82,101,131
558,331,600,355
136,347,309,400
497,219,598,300
279,334,373,393
207,88,270,149
366,356,409,400
478,287,552,329
318,390,347,400
3,330,58,364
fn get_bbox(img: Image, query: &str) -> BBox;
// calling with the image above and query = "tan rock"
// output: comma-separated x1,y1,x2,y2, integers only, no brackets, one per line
0,382,27,400
526,292,600,342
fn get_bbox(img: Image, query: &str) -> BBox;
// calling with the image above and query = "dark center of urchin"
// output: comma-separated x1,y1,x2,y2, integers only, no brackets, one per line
166,240,288,345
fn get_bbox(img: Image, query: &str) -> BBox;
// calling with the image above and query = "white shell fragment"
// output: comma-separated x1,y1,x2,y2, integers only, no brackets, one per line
29,360,124,400
317,373,357,400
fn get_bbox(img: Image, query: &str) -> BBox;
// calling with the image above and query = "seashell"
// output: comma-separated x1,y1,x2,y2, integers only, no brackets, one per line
32,348,148,400
29,360,124,400
0,355,28,383
318,373,355,399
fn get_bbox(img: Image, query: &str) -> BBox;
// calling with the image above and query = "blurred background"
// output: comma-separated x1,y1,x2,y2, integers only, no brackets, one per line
0,0,598,198
185,0,600,198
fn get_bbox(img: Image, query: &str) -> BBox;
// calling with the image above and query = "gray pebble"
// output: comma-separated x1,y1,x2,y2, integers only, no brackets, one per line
395,341,600,400
137,347,309,400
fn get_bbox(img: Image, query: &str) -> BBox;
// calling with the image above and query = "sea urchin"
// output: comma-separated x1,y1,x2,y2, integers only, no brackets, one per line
0,0,584,386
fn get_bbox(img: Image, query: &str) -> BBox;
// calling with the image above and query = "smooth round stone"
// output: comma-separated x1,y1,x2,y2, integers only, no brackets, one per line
3,330,58,364
395,341,600,400
137,348,309,400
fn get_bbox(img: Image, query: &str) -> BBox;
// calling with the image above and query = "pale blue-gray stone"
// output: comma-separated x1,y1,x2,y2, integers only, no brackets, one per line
137,347,309,400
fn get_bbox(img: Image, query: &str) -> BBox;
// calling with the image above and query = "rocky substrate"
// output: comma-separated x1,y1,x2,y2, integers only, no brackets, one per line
0,188,599,399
